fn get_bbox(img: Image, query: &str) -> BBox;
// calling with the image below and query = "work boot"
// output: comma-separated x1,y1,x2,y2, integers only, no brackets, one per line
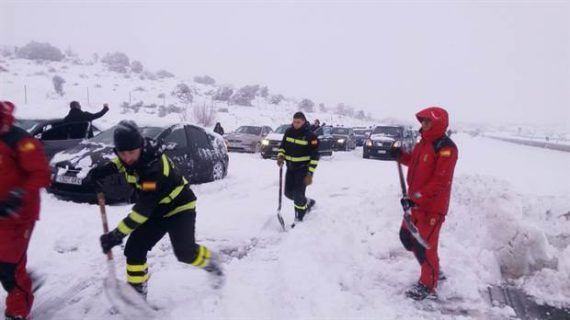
405,282,436,301
5,315,26,320
204,252,225,289
438,270,447,281
307,199,316,213
130,282,148,300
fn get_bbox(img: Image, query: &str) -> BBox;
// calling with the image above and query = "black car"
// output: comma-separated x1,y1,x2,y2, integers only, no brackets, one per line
363,125,416,160
16,119,101,159
48,123,229,203
353,127,372,146
331,127,357,151
260,124,334,159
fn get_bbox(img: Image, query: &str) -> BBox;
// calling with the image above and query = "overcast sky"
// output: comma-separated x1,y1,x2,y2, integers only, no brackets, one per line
1,0,568,125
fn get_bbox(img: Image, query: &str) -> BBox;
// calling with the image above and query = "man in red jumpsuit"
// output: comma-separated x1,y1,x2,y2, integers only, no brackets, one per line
0,101,51,319
396,106,458,300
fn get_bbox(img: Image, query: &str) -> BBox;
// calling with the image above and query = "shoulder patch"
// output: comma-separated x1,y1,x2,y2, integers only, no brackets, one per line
439,149,452,157
142,181,157,191
19,141,36,152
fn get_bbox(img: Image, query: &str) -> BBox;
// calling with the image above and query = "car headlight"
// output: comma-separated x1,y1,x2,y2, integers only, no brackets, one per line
393,140,402,148
261,139,269,146
366,139,373,147
337,138,345,143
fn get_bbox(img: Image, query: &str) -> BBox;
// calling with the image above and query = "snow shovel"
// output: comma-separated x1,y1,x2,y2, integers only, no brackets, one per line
97,193,157,319
276,166,286,231
396,162,430,249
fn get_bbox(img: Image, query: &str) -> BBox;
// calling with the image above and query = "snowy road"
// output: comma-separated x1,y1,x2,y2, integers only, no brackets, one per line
3,133,569,319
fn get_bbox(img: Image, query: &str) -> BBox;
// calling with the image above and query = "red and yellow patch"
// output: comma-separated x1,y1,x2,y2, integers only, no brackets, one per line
439,149,452,157
19,141,36,152
311,139,318,145
142,181,157,191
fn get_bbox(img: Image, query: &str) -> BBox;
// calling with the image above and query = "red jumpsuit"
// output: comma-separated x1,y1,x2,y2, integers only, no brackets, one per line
399,106,458,292
0,101,51,318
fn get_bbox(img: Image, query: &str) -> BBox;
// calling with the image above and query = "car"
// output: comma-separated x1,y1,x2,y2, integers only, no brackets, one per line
15,118,101,159
353,127,372,146
224,125,273,153
363,125,416,160
47,123,229,203
260,124,334,159
331,127,357,151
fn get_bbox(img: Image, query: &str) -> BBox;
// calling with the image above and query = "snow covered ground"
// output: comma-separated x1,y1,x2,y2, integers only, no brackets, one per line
1,133,567,319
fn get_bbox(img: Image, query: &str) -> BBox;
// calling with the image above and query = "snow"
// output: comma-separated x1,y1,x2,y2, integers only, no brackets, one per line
0,133,566,319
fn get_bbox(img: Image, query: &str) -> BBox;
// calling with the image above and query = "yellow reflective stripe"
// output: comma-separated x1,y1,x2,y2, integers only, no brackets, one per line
278,149,285,152
308,167,316,173
164,201,196,218
310,160,318,165
127,274,149,284
126,174,137,183
284,155,310,162
128,211,148,224
294,203,307,210
159,184,185,204
162,154,170,177
117,221,133,235
191,246,211,268
286,137,308,145
126,263,148,272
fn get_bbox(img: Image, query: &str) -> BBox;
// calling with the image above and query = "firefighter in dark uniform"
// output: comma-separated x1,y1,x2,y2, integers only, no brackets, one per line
277,112,319,222
91,121,224,297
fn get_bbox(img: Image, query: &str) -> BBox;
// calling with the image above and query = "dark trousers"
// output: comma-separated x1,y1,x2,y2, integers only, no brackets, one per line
284,167,308,220
123,211,204,285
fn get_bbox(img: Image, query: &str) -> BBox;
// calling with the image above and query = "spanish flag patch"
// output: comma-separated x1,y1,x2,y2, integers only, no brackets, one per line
439,149,452,157
142,181,157,191
311,139,318,145
19,141,36,152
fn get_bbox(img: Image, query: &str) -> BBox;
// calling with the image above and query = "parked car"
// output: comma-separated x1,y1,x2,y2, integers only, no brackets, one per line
225,125,273,153
15,118,101,159
48,123,229,203
260,124,334,159
353,127,372,146
332,127,357,151
363,125,416,160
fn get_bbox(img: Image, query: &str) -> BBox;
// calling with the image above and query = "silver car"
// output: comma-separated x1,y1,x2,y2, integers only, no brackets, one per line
225,125,273,153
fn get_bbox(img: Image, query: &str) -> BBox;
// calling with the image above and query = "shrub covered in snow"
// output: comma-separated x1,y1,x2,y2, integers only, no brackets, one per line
298,98,315,112
193,75,216,85
52,75,65,96
230,85,259,106
213,86,233,102
16,41,64,61
171,83,193,104
269,94,284,105
130,60,144,73
101,52,130,73
156,70,175,79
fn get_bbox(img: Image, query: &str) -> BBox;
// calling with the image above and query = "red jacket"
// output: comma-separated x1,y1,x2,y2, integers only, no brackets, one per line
400,107,458,215
0,126,51,224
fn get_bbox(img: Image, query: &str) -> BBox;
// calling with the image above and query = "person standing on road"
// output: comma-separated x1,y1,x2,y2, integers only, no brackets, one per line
277,112,320,222
64,101,109,139
0,101,51,320
90,121,225,298
393,106,458,300
213,122,225,136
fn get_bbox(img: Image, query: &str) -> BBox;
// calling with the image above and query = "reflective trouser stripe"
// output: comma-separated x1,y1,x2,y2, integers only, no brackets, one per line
128,211,148,224
127,263,148,272
294,203,307,210
127,274,149,284
308,167,316,173
310,160,318,165
162,154,170,177
191,245,211,268
118,221,134,235
164,201,197,218
127,263,149,284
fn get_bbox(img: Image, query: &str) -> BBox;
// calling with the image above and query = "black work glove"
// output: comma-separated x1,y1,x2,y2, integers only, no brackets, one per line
400,197,416,212
88,167,106,194
0,188,25,218
100,229,125,254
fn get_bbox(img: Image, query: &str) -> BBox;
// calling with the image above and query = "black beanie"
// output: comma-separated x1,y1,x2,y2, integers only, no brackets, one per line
293,112,306,121
70,101,81,109
114,120,143,151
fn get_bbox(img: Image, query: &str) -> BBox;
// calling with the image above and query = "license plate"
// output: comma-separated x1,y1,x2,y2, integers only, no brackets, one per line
55,175,83,185
377,150,387,154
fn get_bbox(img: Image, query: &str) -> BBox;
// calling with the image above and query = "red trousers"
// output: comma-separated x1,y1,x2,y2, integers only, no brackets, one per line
399,209,444,291
0,222,35,318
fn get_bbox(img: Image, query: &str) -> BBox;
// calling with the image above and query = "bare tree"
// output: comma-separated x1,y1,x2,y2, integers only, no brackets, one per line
192,103,217,127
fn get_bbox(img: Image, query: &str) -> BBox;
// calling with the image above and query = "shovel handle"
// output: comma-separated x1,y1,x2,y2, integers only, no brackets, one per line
97,193,114,261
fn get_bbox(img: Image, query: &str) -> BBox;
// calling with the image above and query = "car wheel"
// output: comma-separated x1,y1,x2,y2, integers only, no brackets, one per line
211,161,225,181
363,152,370,159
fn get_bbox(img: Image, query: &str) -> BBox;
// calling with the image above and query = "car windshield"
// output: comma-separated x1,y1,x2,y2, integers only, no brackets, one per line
16,119,43,131
235,126,262,135
274,125,290,134
89,126,163,144
332,128,349,135
373,126,402,137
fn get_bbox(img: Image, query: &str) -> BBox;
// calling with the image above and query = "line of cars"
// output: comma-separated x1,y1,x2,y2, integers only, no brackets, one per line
15,119,229,204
